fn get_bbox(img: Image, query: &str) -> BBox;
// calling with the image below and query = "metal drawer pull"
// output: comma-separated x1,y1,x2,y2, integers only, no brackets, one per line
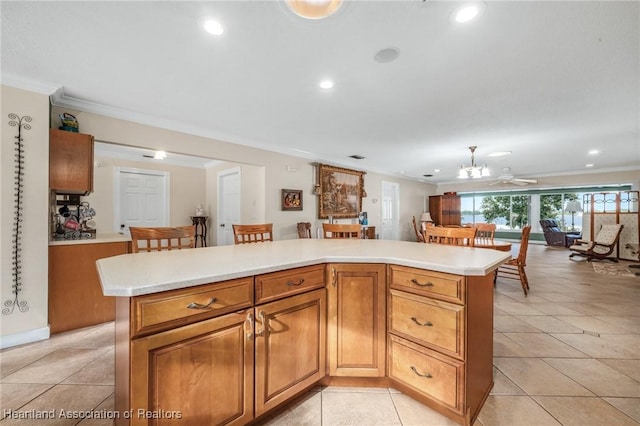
245,312,254,341
255,310,266,337
411,278,434,287
410,366,433,379
287,278,305,287
411,317,433,327
186,297,217,310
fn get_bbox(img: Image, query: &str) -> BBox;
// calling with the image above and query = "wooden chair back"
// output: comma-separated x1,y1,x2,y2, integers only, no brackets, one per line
322,223,361,239
232,223,273,244
423,226,477,246
129,226,196,253
474,223,496,246
514,225,532,265
297,222,312,239
412,216,425,243
496,225,532,295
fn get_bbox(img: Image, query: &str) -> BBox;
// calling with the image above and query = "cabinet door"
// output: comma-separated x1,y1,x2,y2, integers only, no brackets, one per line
49,128,94,194
327,263,386,377
130,310,253,426
255,289,326,417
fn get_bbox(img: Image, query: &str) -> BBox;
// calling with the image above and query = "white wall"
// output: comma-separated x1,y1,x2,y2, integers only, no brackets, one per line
1,85,50,346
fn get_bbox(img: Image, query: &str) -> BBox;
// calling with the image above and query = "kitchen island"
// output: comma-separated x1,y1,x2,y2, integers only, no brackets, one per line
97,239,510,425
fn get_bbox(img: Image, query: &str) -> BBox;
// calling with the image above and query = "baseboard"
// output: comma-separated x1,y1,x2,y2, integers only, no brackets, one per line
0,326,50,349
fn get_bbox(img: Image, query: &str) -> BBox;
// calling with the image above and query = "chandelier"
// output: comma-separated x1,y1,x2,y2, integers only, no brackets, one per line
458,146,490,179
286,0,343,19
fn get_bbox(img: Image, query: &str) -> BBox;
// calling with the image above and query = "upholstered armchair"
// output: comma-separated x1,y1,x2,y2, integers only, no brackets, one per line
539,219,581,247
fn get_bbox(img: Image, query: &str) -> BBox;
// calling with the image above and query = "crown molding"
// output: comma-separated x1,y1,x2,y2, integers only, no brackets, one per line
0,74,60,95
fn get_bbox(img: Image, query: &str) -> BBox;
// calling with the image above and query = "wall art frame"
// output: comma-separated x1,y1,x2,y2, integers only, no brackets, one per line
281,189,303,211
318,164,364,219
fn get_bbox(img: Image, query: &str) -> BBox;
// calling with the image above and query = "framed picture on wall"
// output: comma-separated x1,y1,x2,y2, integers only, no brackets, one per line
281,189,303,211
318,164,364,219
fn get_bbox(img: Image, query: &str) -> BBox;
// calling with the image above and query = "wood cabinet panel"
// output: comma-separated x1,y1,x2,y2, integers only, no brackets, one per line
130,310,253,426
132,277,253,337
327,263,386,377
49,128,94,195
255,264,325,304
255,289,326,416
429,195,461,227
389,289,465,359
49,242,127,334
389,265,465,304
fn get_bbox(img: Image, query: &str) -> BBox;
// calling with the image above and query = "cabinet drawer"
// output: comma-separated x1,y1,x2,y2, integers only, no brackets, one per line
132,277,254,336
389,334,464,414
389,265,465,304
255,264,325,304
389,289,464,359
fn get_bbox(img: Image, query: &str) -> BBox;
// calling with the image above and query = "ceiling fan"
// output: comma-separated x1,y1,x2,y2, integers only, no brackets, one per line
489,175,538,186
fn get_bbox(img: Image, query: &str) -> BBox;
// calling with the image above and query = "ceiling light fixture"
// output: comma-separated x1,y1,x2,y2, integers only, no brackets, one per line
488,151,512,157
286,0,343,20
588,149,600,155
319,80,334,89
203,20,224,35
458,146,490,179
154,151,167,160
451,2,486,24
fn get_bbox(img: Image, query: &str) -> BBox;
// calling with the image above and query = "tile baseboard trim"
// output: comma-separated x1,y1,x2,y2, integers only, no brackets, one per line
0,326,50,349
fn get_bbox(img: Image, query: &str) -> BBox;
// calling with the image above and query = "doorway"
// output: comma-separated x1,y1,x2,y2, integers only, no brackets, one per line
217,167,241,246
113,167,169,234
380,181,400,240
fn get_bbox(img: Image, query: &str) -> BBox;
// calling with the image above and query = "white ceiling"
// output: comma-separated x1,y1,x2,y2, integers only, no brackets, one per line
2,1,638,184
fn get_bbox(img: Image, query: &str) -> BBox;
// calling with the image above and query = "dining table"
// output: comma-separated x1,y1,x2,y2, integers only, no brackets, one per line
475,238,512,252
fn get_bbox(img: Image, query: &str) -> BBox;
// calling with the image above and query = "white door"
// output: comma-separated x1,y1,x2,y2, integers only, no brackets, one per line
380,181,400,240
217,167,241,246
114,167,169,234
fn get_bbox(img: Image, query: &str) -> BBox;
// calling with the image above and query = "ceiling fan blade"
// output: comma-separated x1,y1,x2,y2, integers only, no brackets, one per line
513,178,538,184
511,180,529,186
488,180,503,186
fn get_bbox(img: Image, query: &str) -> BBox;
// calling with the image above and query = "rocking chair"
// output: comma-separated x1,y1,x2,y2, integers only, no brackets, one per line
569,224,624,263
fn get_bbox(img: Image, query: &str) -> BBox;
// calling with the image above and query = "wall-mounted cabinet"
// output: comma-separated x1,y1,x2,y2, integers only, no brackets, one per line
49,128,94,195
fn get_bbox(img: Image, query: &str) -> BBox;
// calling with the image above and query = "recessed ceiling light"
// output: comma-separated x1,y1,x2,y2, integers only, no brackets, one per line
319,80,334,89
451,2,486,24
588,149,600,155
434,169,440,173
286,0,343,19
154,151,167,160
203,20,224,35
585,163,595,168
488,151,512,157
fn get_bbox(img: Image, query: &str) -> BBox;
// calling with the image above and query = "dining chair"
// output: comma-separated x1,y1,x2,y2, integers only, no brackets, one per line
495,225,532,295
474,223,496,246
296,222,312,238
322,223,361,239
129,226,196,253
232,223,273,244
423,226,477,246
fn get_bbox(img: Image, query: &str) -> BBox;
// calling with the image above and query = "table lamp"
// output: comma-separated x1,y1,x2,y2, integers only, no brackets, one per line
420,212,433,227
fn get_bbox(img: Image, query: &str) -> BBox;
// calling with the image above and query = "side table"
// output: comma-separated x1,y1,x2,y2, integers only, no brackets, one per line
191,216,209,247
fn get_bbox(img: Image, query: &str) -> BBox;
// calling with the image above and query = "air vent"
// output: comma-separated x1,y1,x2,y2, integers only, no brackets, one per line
142,155,153,158
423,174,434,177
349,155,365,160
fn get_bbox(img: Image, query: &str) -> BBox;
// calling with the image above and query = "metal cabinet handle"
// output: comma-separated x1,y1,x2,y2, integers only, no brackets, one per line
410,366,433,379
255,310,266,337
410,317,433,327
287,278,305,287
245,312,254,341
411,278,434,287
186,297,217,310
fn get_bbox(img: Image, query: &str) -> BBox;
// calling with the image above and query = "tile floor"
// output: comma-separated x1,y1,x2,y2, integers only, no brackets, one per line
1,244,638,425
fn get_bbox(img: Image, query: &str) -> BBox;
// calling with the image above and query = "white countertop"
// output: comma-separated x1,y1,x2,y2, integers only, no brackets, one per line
49,233,131,246
97,239,511,297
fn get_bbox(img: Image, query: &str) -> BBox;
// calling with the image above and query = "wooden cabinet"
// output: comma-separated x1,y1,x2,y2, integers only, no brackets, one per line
255,289,326,416
429,195,461,226
117,265,325,425
327,263,386,377
49,128,94,195
388,265,494,425
48,241,128,334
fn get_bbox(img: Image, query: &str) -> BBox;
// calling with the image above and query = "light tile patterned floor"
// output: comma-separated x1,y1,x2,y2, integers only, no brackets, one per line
1,244,638,425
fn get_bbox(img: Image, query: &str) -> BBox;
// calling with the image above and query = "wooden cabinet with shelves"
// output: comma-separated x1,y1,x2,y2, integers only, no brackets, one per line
429,195,461,227
387,265,494,425
327,263,386,377
48,241,128,334
49,128,94,195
